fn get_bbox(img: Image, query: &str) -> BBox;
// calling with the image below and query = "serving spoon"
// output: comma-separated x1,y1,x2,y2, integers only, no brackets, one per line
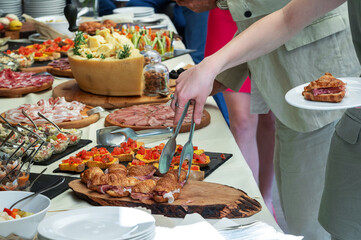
9,177,65,210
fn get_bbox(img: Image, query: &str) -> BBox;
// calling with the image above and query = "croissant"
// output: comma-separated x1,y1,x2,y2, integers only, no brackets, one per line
81,167,104,184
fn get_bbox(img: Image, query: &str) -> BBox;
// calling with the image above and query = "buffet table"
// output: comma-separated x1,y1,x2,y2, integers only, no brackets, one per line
0,13,281,237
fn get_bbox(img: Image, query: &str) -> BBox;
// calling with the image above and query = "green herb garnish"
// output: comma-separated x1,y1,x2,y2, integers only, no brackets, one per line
73,31,87,56
100,54,105,59
86,53,93,59
117,45,131,59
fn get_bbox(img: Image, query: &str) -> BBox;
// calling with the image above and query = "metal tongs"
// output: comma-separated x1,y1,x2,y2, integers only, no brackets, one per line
158,100,196,182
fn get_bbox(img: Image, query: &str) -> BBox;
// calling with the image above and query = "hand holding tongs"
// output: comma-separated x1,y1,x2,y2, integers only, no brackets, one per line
158,100,196,182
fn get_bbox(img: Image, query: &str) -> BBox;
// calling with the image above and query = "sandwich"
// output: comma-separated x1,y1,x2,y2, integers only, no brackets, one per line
302,72,346,103
130,179,157,203
127,164,157,180
153,169,187,203
106,177,140,197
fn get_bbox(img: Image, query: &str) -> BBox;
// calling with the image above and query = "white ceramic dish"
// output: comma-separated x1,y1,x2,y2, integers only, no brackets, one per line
0,191,51,239
285,77,361,110
35,15,77,38
113,7,154,17
37,206,155,240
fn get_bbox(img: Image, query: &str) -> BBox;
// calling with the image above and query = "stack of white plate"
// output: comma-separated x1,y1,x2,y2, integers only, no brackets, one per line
37,206,156,240
0,0,22,19
24,0,65,18
113,7,155,18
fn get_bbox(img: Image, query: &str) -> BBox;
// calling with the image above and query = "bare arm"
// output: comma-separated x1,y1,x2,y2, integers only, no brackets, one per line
172,0,346,124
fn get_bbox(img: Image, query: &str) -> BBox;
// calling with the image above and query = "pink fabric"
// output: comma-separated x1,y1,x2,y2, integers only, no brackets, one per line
204,8,251,93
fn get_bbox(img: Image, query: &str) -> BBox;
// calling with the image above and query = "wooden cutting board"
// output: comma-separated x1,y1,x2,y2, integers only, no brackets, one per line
104,107,211,133
69,179,262,219
52,80,173,109
1,105,100,129
47,66,74,78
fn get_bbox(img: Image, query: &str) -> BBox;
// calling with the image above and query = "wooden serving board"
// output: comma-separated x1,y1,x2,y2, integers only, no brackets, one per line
47,66,74,78
52,80,172,109
0,105,100,129
104,108,211,133
0,80,53,98
69,179,262,219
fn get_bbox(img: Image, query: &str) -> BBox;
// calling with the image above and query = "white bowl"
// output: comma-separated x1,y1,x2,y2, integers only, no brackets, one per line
35,15,76,38
0,191,51,239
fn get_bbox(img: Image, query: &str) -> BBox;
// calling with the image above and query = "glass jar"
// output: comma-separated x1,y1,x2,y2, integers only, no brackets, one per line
143,52,169,96
142,45,161,66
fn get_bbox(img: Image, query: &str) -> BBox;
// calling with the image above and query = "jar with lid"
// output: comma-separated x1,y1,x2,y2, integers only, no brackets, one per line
143,46,169,96
142,45,161,66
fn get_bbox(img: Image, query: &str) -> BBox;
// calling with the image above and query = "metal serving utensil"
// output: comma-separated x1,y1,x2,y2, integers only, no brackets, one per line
98,127,173,146
178,101,196,181
0,115,25,137
0,129,15,148
16,124,45,143
158,100,191,174
22,109,38,130
37,112,64,133
9,177,65,210
86,106,105,116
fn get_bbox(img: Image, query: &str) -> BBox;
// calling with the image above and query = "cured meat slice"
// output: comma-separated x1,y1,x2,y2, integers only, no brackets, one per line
0,69,53,89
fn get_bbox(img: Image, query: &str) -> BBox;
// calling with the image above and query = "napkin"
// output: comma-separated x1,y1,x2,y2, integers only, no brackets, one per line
22,14,69,40
155,213,225,240
214,219,304,240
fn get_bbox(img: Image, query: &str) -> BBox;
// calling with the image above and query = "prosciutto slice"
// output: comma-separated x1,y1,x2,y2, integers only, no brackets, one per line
0,69,53,89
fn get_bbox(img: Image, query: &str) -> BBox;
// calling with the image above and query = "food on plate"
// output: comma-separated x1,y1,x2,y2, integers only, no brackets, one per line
0,159,31,191
6,37,74,62
302,72,346,103
32,143,54,163
107,164,127,175
110,138,144,161
135,146,161,164
81,166,104,184
119,25,174,57
68,29,144,96
0,51,33,71
0,69,53,97
0,208,33,221
106,103,195,128
46,132,69,154
78,20,117,35
59,156,87,172
3,97,86,125
47,58,74,78
42,126,82,146
87,154,119,169
153,169,186,203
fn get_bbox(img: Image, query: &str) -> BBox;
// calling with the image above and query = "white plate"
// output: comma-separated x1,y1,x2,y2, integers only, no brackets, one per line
37,206,155,240
285,77,361,110
113,7,154,17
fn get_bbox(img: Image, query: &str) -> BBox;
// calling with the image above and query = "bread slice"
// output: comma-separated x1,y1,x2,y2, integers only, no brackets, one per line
302,91,345,103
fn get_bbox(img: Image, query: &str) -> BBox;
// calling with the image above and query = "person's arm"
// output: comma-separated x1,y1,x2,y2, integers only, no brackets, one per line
172,0,346,124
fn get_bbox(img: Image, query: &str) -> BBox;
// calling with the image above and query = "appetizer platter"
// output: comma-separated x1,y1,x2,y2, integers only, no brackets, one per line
0,97,100,129
46,58,73,78
69,168,261,219
104,103,211,133
286,73,361,110
0,69,53,97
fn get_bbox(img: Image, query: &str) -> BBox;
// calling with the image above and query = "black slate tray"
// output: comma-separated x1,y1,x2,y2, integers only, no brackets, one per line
29,173,78,199
8,41,51,68
34,139,92,166
53,145,232,177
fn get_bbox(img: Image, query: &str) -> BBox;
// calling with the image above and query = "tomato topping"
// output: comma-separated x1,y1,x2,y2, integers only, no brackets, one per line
62,156,83,164
220,154,226,160
131,159,145,165
54,37,62,43
138,146,145,155
57,133,67,141
34,52,43,57
44,40,52,45
70,135,78,142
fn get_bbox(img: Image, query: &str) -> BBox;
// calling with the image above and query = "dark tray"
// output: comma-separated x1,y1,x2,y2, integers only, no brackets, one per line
54,145,232,177
29,173,78,199
8,41,51,68
34,139,92,166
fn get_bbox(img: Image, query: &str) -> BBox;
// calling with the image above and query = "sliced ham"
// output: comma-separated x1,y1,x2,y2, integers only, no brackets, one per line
0,69,53,89
312,86,345,96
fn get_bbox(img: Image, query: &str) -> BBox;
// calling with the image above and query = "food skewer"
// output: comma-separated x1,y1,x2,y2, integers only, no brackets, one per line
21,109,38,130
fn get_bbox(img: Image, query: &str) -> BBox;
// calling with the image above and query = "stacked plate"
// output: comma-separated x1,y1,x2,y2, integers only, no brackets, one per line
24,0,65,18
37,207,156,240
113,7,155,18
0,0,22,19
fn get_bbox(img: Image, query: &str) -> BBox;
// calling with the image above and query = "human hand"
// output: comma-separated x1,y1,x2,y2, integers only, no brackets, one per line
171,59,218,124
175,0,217,12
